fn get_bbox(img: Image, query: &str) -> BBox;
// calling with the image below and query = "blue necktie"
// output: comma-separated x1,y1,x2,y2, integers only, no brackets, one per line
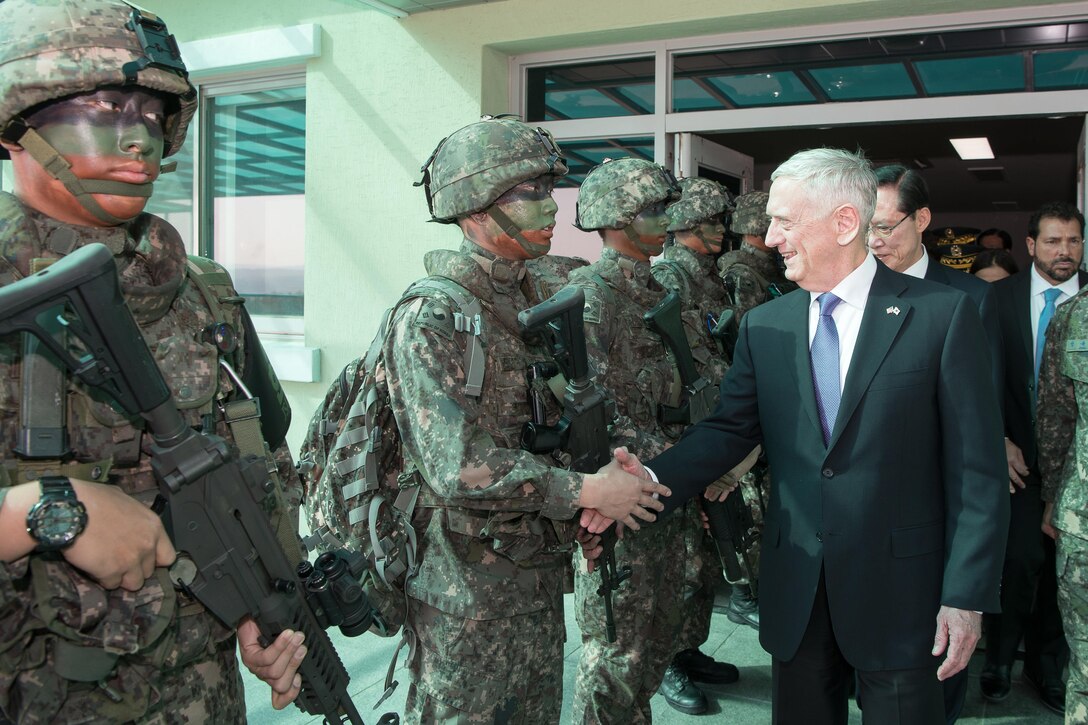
1035,287,1062,384
811,293,843,445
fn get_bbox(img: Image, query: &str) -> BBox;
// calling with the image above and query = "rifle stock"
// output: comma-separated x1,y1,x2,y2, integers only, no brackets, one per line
519,286,629,642
643,290,718,425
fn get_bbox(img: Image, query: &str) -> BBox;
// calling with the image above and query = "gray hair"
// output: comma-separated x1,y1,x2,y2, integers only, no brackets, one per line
771,148,877,233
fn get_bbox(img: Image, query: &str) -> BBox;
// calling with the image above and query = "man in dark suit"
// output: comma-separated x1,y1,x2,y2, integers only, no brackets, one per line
605,148,1009,724
868,165,1003,723
984,202,1084,714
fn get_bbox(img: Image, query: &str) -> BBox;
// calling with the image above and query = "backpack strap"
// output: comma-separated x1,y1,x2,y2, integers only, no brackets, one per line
652,258,692,299
403,276,486,397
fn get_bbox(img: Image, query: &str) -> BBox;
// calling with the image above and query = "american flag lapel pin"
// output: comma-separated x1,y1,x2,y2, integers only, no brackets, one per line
886,306,900,315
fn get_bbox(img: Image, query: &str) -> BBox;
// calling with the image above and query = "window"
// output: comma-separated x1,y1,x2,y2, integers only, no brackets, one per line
145,73,306,338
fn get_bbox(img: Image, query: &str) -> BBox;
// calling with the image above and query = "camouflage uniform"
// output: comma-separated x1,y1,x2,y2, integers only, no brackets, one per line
652,178,731,658
0,4,300,722
387,241,583,724
378,118,584,724
567,158,686,723
1038,286,1088,724
714,191,793,593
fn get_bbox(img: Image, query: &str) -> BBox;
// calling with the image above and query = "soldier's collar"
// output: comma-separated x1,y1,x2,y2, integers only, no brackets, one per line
463,241,527,291
741,242,771,261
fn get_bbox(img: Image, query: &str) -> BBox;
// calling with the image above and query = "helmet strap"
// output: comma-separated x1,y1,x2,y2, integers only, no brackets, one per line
692,228,719,255
12,126,152,225
487,205,550,258
623,224,661,258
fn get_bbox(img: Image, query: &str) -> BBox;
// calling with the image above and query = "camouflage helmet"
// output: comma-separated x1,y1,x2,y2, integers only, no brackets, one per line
420,116,568,223
667,177,734,232
0,0,196,159
575,157,681,231
730,191,771,236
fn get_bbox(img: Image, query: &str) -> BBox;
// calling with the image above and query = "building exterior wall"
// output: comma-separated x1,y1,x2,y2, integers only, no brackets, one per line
153,0,1069,452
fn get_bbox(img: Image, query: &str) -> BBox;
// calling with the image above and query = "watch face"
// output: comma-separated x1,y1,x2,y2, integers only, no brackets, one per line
29,500,87,548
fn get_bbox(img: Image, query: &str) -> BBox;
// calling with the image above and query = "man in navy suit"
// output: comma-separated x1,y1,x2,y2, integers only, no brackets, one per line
868,164,1003,723
986,202,1084,714
605,148,1008,724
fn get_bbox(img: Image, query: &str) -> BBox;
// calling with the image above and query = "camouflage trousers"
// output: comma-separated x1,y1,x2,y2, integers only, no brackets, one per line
730,466,768,588
3,636,245,725
571,514,685,724
1058,533,1088,724
677,501,720,652
404,599,566,724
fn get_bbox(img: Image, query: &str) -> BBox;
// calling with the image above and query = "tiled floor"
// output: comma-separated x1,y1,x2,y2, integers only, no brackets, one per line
242,591,1062,724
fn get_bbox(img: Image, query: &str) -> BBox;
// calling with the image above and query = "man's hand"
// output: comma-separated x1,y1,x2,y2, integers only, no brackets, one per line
932,606,981,681
66,480,176,591
1005,438,1029,493
1042,501,1059,540
579,450,669,531
238,619,305,710
576,527,603,573
613,446,651,480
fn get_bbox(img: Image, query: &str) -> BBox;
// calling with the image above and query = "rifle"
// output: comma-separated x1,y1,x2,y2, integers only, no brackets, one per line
0,243,396,725
702,485,760,599
644,290,763,597
707,308,739,364
643,290,718,425
518,286,630,643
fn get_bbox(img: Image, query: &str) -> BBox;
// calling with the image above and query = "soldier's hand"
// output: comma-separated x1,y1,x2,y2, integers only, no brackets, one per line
932,606,981,681
66,479,176,591
576,526,603,572
238,619,304,710
613,446,650,480
703,478,737,502
1005,438,1029,493
580,456,669,531
1042,501,1059,540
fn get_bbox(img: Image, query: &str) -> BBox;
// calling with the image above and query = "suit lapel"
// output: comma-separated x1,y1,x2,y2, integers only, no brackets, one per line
782,290,823,439
1013,272,1033,366
828,264,909,450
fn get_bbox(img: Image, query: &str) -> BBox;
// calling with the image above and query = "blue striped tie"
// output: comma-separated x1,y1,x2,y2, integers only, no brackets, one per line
1035,287,1062,384
811,293,843,445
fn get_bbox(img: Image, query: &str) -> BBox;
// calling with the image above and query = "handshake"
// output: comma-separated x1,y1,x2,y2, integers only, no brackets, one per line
576,448,662,568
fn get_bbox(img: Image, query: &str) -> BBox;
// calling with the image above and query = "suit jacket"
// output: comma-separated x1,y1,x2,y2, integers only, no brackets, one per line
649,262,1008,671
993,269,1088,469
924,261,1003,398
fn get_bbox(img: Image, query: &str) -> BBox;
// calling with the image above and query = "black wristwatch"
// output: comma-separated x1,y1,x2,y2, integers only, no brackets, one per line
26,476,87,551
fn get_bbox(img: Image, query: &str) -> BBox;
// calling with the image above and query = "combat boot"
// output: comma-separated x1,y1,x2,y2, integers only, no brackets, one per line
673,648,740,685
725,585,760,629
659,662,708,715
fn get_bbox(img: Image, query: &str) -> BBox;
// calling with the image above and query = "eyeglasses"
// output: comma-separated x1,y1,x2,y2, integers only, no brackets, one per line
868,213,912,239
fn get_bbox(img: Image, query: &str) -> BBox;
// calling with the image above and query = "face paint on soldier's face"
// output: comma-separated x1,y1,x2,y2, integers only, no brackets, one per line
21,87,166,225
488,176,559,259
630,201,669,254
695,219,725,253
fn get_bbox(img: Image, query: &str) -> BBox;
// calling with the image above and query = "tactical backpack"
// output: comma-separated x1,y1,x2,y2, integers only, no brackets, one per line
298,276,485,639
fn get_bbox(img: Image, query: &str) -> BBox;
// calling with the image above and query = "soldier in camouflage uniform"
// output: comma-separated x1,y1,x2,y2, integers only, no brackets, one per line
1036,248,1088,725
0,1,305,722
714,190,795,631
566,157,702,721
385,118,668,724
651,177,741,713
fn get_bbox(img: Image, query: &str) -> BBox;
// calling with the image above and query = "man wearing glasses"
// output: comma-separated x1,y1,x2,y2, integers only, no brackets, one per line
867,165,1003,724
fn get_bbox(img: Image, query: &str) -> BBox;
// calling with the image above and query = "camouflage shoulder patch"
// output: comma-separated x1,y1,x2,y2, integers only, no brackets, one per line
582,285,605,325
411,296,456,340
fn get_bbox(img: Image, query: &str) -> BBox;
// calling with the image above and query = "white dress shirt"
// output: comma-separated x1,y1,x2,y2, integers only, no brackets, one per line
808,253,878,393
901,250,929,280
1030,264,1082,351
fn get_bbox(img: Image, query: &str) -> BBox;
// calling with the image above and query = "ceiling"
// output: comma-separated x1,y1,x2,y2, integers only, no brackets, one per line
703,115,1084,214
